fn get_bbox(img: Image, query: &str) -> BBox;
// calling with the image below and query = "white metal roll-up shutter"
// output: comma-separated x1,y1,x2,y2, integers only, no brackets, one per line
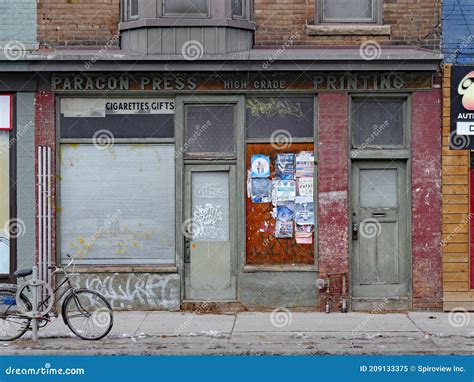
60,144,175,265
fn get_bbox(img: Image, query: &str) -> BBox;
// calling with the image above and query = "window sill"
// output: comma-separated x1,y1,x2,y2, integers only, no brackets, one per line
243,264,317,273
72,265,178,273
120,18,256,32
307,24,391,36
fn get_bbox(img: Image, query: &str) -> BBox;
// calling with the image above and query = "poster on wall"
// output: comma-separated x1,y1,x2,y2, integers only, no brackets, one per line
276,201,295,222
295,196,314,225
295,224,313,244
297,177,313,197
250,178,272,203
295,151,314,178
276,154,295,180
274,180,296,202
275,221,293,238
251,155,270,178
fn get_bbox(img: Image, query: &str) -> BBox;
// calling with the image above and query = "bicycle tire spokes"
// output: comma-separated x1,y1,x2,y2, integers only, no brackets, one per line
63,289,113,340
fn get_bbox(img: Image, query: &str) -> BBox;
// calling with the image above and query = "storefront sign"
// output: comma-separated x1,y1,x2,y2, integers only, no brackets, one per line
450,66,474,149
61,98,175,118
52,73,433,92
0,95,12,130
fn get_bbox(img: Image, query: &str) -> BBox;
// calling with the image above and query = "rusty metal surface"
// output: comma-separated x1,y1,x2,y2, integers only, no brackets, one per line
246,143,314,265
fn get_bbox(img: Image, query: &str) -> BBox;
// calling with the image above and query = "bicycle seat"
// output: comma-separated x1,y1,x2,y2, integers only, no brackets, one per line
14,268,33,278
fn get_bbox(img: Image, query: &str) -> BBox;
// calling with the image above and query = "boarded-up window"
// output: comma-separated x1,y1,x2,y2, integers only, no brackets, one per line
246,143,315,265
60,144,175,265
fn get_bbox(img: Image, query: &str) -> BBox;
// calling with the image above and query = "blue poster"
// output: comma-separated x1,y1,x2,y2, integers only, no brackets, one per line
275,153,295,180
251,178,272,203
295,196,314,225
251,155,270,178
276,201,295,221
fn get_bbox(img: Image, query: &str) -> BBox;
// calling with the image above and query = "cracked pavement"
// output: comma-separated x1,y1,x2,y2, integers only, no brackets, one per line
0,311,473,355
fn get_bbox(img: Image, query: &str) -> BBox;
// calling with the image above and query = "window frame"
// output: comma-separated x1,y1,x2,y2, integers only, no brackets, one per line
244,94,318,267
316,0,383,24
350,95,409,151
231,0,246,20
183,102,238,159
161,0,210,18
123,0,139,21
0,94,16,283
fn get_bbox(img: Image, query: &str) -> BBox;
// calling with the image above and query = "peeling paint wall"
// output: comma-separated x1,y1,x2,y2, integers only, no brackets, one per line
411,90,443,310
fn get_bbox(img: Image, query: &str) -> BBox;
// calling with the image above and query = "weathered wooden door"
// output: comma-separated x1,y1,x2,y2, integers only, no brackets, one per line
351,160,410,310
184,165,237,301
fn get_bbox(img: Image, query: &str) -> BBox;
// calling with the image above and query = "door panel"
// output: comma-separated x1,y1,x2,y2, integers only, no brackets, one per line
351,161,409,303
184,165,236,301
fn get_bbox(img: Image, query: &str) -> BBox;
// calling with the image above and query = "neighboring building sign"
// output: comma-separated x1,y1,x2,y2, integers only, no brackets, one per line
51,73,433,92
0,95,12,131
450,66,474,149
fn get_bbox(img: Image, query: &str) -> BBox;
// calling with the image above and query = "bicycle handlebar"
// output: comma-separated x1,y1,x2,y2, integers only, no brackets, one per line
47,254,74,271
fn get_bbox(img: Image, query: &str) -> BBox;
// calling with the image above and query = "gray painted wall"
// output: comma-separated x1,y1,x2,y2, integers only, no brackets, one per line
15,92,36,270
240,272,318,308
121,27,253,54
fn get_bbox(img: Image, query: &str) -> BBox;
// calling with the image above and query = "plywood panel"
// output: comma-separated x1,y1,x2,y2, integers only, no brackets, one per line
444,301,474,310
444,281,469,292
444,253,469,263
444,272,469,282
246,143,314,265
443,263,469,272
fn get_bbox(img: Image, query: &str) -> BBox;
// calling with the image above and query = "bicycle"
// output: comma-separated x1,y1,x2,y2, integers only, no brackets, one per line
0,254,113,341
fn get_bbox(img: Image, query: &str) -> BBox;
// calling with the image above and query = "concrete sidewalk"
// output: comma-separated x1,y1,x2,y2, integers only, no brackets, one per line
1,311,473,355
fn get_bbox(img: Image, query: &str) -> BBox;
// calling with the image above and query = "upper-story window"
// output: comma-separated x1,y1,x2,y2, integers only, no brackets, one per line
163,0,209,17
318,0,381,23
124,0,138,21
232,0,245,19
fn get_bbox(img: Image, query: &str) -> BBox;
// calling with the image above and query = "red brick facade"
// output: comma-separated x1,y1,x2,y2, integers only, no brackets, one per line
36,0,440,49
37,0,120,48
316,90,443,311
255,0,440,49
317,93,349,312
411,90,443,310
34,92,57,264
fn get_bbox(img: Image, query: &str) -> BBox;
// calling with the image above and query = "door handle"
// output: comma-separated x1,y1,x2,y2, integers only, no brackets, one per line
372,212,386,217
184,237,191,263
352,223,358,241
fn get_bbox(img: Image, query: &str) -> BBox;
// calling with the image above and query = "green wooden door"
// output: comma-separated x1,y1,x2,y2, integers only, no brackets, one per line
351,161,410,309
184,165,237,301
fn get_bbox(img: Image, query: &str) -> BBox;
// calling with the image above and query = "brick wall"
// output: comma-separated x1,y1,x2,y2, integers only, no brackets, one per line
34,92,56,265
317,92,349,312
254,0,440,49
0,0,36,45
37,0,119,48
411,89,443,310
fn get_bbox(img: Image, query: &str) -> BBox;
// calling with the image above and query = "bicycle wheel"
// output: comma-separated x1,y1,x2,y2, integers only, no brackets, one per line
0,288,31,341
62,289,113,340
